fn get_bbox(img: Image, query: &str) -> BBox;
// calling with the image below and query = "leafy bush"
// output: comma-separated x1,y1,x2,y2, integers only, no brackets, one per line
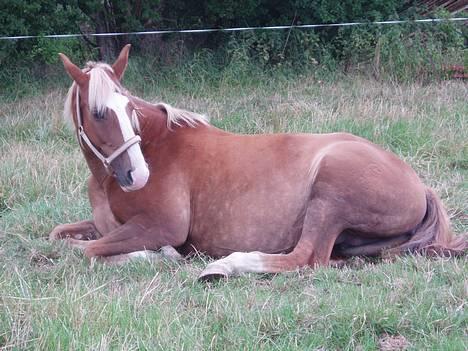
376,14,466,81
0,1,85,64
0,0,466,88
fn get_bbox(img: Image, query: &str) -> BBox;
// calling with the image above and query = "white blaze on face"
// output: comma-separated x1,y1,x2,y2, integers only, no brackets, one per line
106,92,149,191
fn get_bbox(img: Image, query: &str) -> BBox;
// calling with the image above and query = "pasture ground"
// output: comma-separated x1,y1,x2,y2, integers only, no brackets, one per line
0,68,467,350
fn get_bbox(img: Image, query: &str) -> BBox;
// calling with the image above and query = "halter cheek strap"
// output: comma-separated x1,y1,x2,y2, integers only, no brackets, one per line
75,87,141,172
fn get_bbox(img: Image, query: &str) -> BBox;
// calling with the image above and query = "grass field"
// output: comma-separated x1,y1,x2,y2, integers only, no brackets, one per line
0,66,467,350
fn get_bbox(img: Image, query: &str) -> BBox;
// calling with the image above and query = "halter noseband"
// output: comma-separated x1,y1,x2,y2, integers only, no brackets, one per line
75,87,141,173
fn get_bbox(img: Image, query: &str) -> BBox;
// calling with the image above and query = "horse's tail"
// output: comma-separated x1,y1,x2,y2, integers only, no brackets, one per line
387,187,467,257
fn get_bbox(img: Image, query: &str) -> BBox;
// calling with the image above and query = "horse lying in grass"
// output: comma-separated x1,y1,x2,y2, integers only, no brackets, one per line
50,45,466,280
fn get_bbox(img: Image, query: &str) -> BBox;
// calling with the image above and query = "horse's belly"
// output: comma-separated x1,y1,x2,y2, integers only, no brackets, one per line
187,195,308,257
187,225,303,258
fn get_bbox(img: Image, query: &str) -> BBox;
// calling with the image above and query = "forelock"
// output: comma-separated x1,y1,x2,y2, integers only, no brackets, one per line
87,63,123,114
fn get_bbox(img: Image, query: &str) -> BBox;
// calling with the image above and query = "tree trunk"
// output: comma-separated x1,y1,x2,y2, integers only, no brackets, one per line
95,1,118,61
95,11,115,61
77,1,118,61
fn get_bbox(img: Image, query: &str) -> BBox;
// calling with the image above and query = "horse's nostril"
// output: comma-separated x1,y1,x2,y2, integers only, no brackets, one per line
127,170,133,183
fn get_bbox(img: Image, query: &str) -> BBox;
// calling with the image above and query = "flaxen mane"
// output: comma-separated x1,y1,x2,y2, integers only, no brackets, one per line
153,102,209,130
64,62,209,129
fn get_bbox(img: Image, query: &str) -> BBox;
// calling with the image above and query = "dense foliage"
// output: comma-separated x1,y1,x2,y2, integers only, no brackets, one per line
0,0,466,85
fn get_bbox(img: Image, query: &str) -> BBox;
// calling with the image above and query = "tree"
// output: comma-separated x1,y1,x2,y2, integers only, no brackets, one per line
76,0,162,60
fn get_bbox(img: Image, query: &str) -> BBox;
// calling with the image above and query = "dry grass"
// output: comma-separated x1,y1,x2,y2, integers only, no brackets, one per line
0,71,467,350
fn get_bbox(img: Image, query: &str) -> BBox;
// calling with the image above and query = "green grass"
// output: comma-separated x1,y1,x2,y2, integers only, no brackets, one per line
0,64,467,350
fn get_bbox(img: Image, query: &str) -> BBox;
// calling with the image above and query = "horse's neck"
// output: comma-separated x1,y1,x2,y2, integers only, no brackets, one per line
131,96,171,145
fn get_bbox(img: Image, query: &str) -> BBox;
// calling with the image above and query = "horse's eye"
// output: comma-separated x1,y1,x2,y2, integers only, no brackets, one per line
93,108,106,120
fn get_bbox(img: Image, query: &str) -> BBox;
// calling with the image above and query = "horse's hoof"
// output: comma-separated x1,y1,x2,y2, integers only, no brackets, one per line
160,246,183,261
49,230,62,240
329,258,347,268
198,264,230,282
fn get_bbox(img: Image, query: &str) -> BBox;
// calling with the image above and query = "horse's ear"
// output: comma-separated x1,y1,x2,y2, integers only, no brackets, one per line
58,53,88,86
112,44,131,80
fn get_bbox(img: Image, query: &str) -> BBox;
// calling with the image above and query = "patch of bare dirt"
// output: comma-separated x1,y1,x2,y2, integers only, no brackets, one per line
378,334,410,351
29,250,61,267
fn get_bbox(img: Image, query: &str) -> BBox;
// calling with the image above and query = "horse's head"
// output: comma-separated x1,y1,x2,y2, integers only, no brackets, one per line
59,45,149,192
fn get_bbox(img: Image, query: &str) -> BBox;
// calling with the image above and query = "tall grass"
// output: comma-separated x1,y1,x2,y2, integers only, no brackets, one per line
0,61,467,350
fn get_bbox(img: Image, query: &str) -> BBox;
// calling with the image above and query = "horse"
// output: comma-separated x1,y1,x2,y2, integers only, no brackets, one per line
50,44,466,280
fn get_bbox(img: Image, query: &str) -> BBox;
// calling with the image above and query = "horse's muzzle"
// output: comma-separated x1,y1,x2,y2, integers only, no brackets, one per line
117,164,150,192
115,169,134,188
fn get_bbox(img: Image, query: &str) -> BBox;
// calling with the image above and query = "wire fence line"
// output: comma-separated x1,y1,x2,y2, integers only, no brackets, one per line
1,17,467,41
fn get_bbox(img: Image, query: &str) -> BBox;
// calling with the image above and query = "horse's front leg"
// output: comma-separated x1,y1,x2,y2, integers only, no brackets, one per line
96,246,183,265
49,220,101,241
49,176,117,242
77,215,187,263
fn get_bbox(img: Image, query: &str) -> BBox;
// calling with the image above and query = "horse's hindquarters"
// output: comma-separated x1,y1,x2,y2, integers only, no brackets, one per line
314,140,427,238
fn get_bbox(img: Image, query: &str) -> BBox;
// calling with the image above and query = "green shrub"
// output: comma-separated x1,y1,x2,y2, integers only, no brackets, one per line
0,1,466,92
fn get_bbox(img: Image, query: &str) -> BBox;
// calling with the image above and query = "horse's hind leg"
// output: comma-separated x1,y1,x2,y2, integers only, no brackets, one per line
199,199,343,280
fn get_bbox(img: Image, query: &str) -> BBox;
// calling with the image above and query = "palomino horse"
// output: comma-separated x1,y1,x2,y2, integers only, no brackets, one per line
50,45,466,279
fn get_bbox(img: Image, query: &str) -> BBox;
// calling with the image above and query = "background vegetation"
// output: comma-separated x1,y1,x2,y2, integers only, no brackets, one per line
0,1,467,350
1,0,467,94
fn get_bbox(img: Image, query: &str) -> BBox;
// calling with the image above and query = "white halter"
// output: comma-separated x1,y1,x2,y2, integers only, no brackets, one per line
75,87,141,172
